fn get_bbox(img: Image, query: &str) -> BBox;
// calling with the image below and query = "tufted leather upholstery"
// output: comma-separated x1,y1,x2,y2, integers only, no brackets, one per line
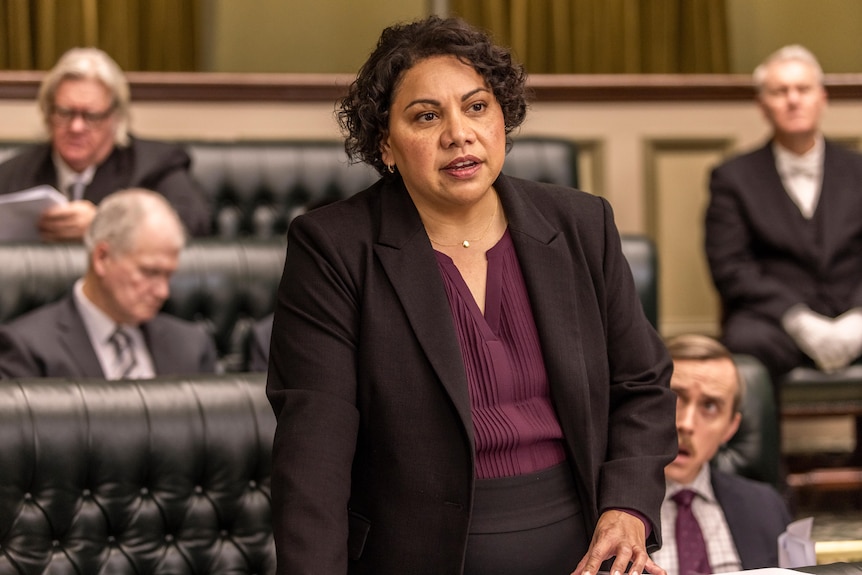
0,372,274,575
0,137,578,239
0,240,285,373
184,136,579,238
185,141,379,239
620,235,658,328
714,354,781,487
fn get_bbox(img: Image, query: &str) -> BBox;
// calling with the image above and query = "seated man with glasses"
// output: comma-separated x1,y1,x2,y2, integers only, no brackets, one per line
0,189,217,379
0,47,211,240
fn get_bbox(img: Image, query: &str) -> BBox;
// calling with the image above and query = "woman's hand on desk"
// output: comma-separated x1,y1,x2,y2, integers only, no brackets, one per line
571,509,666,575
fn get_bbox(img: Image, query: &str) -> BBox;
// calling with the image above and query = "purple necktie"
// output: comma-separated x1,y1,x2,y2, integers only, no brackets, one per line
673,489,711,575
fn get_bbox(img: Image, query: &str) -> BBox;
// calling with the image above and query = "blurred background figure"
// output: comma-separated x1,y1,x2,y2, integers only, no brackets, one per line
706,44,862,380
248,312,273,373
0,47,211,241
652,334,791,575
0,188,217,379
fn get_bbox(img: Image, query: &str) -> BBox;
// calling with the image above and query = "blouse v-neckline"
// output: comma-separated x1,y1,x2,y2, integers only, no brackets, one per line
433,229,511,335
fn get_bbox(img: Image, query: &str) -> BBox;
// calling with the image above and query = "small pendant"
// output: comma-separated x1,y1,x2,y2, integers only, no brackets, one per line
462,240,470,248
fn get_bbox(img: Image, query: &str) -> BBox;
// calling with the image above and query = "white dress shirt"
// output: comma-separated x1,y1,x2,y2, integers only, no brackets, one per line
73,279,156,379
651,465,742,575
53,151,96,201
773,137,824,219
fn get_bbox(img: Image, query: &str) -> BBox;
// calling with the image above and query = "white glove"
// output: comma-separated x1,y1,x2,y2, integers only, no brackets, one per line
832,308,862,366
782,306,847,372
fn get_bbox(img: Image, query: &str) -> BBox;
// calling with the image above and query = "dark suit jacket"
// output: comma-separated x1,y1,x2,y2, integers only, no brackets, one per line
0,136,211,237
706,139,862,326
712,468,792,570
266,174,677,574
0,295,217,379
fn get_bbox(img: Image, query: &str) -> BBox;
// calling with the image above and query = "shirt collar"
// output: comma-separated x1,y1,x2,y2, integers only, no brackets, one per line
666,464,717,504
773,135,824,177
73,278,120,347
53,150,97,195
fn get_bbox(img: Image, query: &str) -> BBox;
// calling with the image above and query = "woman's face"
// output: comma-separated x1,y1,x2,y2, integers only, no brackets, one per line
380,55,506,212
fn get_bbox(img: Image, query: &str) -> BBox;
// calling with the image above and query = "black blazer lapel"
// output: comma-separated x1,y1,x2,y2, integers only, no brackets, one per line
748,144,821,265
819,141,861,267
373,181,475,441
58,297,105,377
496,176,595,498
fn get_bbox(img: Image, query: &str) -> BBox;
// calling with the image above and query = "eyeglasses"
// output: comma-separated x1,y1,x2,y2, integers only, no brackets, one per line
50,104,116,127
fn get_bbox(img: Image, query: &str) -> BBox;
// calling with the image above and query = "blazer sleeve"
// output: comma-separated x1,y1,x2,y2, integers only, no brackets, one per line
130,139,213,237
0,326,44,378
594,198,677,549
705,164,807,322
145,315,218,376
713,470,792,569
266,213,361,575
248,314,273,372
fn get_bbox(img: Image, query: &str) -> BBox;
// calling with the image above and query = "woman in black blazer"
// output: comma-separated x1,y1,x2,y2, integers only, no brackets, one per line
266,16,677,575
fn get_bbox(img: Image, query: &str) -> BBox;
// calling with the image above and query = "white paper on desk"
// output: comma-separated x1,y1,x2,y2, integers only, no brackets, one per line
0,185,68,241
778,516,816,568
716,569,805,575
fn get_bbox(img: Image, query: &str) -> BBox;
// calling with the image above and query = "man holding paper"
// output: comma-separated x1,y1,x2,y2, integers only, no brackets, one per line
0,48,211,241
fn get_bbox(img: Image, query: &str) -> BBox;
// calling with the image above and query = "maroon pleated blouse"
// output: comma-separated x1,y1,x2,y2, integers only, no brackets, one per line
434,229,567,479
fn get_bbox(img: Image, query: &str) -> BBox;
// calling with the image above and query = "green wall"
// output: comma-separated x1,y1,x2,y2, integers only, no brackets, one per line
203,0,429,73
202,1,862,74
726,0,862,73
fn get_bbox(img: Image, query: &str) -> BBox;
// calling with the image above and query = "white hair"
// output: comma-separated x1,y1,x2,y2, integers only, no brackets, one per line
753,45,824,93
38,47,131,146
84,189,186,256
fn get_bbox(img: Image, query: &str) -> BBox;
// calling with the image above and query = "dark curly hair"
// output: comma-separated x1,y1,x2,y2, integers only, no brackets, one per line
337,16,528,176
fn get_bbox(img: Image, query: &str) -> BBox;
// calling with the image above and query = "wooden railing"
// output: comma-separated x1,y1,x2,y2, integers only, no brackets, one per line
3,71,862,102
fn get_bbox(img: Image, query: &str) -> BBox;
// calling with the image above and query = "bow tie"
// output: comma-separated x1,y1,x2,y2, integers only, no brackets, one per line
785,163,818,179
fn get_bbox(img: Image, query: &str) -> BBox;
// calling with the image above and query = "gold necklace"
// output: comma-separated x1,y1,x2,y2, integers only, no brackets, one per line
428,199,499,249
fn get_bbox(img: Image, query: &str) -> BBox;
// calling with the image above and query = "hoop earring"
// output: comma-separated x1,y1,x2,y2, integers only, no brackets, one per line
387,163,395,174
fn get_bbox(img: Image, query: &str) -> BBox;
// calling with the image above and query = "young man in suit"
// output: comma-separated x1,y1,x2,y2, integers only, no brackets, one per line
0,189,217,379
651,334,792,575
0,47,211,240
705,44,862,378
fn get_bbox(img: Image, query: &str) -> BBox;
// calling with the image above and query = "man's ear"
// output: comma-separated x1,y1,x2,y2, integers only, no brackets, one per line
722,411,742,444
755,96,770,121
90,242,111,276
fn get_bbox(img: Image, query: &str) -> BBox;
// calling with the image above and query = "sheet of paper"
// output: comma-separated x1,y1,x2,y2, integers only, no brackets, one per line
779,516,817,568
717,569,810,575
0,185,68,241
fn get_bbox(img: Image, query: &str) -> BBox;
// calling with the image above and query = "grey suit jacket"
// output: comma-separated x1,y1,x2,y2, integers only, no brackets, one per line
706,139,862,325
267,174,677,574
0,136,211,237
712,468,792,570
0,295,217,379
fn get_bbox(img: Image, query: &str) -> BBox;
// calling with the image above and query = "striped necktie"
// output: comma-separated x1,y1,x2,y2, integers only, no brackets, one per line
109,327,138,379
67,177,86,201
